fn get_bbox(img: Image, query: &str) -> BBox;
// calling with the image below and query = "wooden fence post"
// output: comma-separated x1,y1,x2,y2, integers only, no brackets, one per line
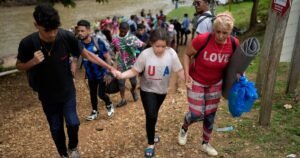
256,8,275,96
258,4,292,126
286,15,300,94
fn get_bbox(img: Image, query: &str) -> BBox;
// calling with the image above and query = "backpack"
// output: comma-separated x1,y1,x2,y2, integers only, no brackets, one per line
92,36,101,54
191,33,237,68
92,36,119,94
195,13,215,30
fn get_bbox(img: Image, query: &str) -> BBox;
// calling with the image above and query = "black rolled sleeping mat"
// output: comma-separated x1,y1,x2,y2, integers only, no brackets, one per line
222,37,260,99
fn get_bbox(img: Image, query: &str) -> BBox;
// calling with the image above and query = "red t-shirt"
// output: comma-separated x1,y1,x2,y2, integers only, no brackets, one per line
189,33,239,85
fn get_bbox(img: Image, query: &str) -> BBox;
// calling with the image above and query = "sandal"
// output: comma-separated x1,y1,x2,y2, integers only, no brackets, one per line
144,147,155,158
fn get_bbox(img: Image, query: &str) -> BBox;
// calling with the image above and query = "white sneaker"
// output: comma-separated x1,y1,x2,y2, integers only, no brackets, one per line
106,104,114,117
86,110,98,121
178,128,188,145
201,143,218,156
68,148,80,158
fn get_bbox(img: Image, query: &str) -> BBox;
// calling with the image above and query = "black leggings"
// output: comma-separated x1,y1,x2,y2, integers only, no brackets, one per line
88,78,112,111
140,90,166,145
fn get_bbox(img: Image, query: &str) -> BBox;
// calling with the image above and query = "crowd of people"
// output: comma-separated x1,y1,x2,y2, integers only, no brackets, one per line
16,0,241,157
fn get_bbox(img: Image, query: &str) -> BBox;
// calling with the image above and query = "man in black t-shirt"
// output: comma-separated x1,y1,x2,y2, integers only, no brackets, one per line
16,3,117,158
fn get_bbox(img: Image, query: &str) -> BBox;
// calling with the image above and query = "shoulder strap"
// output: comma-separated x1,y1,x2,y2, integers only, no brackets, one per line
200,13,214,18
32,32,41,51
92,35,100,51
230,35,237,52
196,13,214,28
193,33,212,59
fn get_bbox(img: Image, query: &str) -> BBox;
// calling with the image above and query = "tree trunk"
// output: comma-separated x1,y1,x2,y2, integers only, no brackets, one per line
249,0,259,29
209,0,216,16
286,15,300,94
258,3,292,126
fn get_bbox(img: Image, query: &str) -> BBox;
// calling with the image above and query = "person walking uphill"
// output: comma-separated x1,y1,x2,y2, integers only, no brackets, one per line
193,0,213,35
16,3,117,158
178,11,240,156
115,29,185,158
111,22,145,107
76,19,115,121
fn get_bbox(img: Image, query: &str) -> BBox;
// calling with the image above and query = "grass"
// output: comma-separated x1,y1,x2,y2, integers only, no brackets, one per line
167,2,253,29
0,66,16,72
167,2,300,156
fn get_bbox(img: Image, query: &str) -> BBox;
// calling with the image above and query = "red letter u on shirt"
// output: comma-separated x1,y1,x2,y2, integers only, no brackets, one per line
148,66,155,76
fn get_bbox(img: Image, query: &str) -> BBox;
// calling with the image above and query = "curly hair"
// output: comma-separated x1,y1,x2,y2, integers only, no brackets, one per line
33,3,61,30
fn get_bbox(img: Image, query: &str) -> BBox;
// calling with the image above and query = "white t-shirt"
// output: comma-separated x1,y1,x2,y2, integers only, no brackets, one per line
133,47,183,94
196,11,213,34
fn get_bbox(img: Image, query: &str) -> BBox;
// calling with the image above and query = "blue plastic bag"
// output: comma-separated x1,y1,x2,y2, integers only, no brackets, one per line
228,76,258,117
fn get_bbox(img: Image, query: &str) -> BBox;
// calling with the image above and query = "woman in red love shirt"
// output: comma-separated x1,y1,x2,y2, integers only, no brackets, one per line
178,11,240,156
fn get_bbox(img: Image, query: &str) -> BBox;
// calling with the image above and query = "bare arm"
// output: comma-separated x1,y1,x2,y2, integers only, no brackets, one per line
119,68,138,79
183,41,197,89
16,50,45,71
176,69,185,81
81,48,115,72
103,51,113,66
70,57,78,77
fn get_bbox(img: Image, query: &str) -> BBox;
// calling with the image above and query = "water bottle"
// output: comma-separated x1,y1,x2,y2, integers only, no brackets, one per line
216,126,234,132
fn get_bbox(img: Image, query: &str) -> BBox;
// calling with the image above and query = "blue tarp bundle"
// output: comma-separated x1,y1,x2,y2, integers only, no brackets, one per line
228,76,259,117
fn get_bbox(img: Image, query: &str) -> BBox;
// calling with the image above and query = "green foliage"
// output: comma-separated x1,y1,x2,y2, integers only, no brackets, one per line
167,6,195,22
216,1,253,29
166,2,300,155
167,2,253,29
258,0,271,23
0,66,16,72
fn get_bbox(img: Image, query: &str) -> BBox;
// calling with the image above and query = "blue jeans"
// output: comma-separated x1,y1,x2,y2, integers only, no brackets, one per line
41,93,80,156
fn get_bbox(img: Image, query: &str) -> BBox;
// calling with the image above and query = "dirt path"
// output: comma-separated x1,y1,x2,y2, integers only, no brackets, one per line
0,42,268,158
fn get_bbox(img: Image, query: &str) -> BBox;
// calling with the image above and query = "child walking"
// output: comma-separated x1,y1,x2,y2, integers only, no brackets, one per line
116,29,185,158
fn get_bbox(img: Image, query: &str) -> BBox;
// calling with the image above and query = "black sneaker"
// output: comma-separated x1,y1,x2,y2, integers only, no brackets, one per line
116,99,127,107
106,104,114,117
86,110,99,121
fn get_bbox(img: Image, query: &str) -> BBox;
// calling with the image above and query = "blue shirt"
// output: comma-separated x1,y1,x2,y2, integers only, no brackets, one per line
81,37,108,80
182,17,190,31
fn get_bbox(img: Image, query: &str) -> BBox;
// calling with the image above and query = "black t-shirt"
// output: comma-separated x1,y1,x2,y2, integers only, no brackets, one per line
17,29,83,104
